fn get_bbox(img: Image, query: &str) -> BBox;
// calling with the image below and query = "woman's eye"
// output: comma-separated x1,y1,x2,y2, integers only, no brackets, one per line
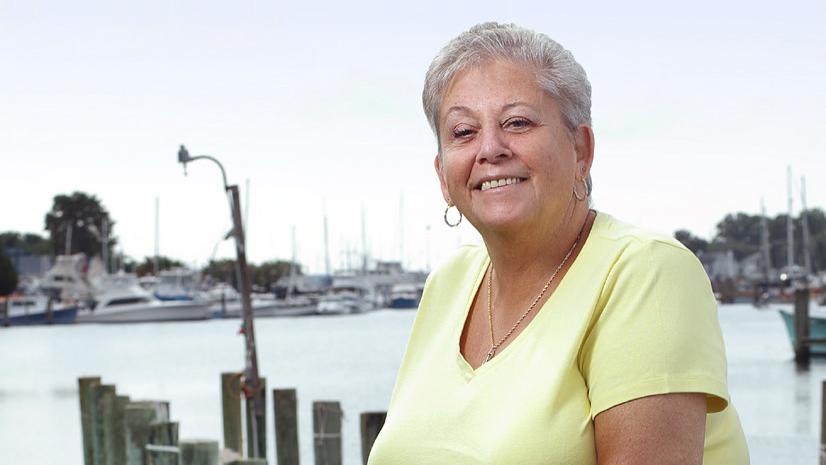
452,127,475,138
504,118,532,130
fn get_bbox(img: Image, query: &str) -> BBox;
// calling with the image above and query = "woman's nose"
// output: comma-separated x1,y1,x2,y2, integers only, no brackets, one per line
475,127,512,164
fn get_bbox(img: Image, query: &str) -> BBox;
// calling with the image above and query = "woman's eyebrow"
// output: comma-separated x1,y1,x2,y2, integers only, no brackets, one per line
502,101,534,112
443,105,473,118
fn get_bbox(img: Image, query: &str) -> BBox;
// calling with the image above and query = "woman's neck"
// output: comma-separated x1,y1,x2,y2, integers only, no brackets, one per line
483,205,594,304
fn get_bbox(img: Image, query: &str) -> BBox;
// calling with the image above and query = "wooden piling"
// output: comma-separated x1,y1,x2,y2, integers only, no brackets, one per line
274,389,300,465
313,401,342,465
93,384,117,465
1,299,9,327
222,372,243,454
112,395,130,465
46,296,54,324
246,377,267,459
359,412,386,464
148,421,179,465
794,288,811,366
78,377,102,465
821,380,826,465
125,402,166,465
180,440,219,465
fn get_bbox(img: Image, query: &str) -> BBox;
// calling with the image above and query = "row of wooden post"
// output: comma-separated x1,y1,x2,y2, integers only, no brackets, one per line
80,374,387,465
220,372,387,465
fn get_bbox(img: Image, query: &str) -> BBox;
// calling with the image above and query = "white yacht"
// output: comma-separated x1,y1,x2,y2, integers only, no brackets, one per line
207,283,289,318
75,273,212,323
316,281,378,315
154,268,207,302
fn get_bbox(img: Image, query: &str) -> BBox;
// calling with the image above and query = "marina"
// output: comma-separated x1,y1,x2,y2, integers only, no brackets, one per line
0,304,822,464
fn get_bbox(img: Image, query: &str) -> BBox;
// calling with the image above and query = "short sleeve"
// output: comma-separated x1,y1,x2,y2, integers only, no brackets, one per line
579,239,730,419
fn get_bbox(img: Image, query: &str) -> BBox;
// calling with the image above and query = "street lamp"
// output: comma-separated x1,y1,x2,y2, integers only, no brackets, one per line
177,144,264,458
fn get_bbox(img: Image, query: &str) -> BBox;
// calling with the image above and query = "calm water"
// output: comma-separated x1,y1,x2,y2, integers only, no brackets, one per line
0,304,821,464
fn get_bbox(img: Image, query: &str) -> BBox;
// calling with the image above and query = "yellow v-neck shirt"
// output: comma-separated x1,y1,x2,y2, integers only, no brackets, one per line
368,212,749,464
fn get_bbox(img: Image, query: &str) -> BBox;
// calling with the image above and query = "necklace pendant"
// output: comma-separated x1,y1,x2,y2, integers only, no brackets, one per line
484,349,495,363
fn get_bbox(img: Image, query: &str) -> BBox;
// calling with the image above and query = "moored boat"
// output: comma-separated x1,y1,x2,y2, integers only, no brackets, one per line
2,294,79,325
76,273,212,323
777,301,826,355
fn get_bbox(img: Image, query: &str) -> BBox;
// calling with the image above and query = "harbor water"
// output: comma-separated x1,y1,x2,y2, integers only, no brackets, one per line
0,304,821,464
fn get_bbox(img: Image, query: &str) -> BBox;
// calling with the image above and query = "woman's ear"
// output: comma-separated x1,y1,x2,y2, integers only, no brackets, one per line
574,124,595,178
434,154,450,203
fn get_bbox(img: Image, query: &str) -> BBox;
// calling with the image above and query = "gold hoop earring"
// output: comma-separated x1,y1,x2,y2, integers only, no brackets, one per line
573,177,589,201
444,202,463,227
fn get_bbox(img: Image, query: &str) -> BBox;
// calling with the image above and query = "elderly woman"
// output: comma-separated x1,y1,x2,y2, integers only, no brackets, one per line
368,22,748,465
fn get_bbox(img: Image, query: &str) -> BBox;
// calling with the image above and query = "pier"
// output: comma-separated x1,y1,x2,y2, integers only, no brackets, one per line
77,374,386,465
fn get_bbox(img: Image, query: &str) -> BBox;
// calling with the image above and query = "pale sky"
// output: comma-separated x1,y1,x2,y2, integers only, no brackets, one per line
2,0,824,273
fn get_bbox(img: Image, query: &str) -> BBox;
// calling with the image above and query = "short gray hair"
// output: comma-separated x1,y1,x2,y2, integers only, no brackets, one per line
422,22,593,196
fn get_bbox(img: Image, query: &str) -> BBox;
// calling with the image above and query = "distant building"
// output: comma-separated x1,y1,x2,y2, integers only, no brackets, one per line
1,247,53,278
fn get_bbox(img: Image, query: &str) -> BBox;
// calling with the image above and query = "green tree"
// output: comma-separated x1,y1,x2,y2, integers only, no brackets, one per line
677,208,826,272
44,192,117,258
201,259,299,290
674,229,709,254
0,232,51,255
134,256,185,277
0,250,18,296
202,259,239,287
712,213,762,260
252,260,299,289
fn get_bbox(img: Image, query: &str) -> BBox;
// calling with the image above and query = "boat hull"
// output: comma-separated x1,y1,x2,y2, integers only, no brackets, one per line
75,302,213,323
212,301,316,318
5,306,78,325
389,297,419,309
778,305,826,356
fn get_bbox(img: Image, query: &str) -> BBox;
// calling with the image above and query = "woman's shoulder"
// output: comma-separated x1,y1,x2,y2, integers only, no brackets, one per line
593,212,689,253
592,212,697,259
425,243,488,287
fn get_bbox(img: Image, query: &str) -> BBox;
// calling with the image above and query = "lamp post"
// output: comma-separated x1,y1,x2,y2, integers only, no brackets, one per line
177,145,264,458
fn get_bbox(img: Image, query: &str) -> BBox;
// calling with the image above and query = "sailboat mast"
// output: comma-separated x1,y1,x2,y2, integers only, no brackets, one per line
760,200,772,283
101,217,109,273
399,193,404,269
154,196,160,276
361,205,367,273
786,167,795,272
323,206,331,276
801,176,813,276
287,225,296,299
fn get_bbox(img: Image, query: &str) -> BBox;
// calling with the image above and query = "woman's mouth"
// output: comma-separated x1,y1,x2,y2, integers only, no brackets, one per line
480,177,525,191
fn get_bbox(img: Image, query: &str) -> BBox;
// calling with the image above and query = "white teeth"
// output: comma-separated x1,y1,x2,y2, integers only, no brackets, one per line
480,177,522,191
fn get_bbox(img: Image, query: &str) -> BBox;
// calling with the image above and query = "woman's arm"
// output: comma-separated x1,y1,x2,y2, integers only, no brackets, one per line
594,393,706,465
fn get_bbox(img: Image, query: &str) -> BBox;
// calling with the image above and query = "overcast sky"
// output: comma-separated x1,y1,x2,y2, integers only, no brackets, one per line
2,0,824,272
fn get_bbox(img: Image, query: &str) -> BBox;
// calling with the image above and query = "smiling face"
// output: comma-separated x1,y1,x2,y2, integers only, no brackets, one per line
435,59,593,237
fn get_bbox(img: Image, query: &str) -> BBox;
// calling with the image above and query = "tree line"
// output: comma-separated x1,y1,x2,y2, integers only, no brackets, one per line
2,190,824,297
674,208,826,271
0,191,300,296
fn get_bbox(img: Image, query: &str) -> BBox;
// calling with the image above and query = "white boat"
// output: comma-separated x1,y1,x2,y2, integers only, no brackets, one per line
39,254,96,302
389,283,423,309
316,283,377,315
206,283,296,318
154,268,207,302
76,273,212,323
